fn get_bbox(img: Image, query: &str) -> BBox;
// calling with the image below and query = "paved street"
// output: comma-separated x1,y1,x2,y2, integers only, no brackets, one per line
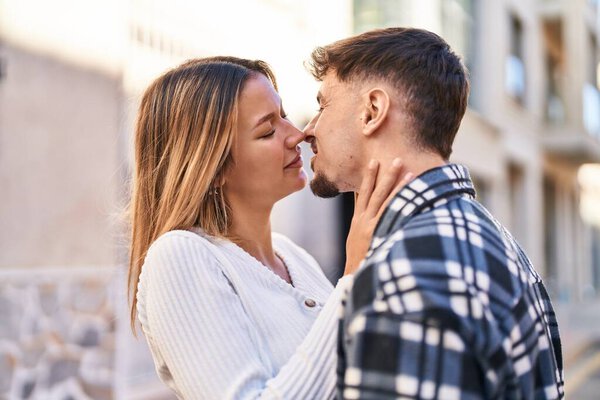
569,346,600,399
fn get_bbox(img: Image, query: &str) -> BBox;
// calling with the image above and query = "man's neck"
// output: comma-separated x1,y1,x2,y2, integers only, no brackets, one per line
365,151,446,190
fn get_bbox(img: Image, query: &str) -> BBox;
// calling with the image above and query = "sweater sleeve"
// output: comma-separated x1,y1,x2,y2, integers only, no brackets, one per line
138,232,353,400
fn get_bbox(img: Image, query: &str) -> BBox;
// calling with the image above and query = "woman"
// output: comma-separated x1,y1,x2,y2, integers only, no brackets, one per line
128,56,408,399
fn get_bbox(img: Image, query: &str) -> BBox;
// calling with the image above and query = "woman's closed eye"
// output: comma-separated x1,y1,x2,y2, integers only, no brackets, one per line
260,129,275,139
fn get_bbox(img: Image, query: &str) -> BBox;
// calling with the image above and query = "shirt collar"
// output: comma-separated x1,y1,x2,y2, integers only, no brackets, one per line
373,163,476,238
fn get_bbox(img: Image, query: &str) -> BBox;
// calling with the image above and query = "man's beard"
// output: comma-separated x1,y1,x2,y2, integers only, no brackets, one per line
310,172,340,198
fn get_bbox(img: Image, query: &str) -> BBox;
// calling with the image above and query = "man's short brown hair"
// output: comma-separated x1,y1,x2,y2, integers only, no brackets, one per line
308,27,469,160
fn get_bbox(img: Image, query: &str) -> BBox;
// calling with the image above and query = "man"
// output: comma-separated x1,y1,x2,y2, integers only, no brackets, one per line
304,28,564,399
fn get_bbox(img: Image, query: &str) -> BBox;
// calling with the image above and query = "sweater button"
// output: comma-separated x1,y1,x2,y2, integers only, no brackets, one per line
304,298,317,308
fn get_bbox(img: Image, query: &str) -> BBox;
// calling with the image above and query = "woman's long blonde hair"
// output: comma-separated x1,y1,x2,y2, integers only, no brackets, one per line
128,57,278,331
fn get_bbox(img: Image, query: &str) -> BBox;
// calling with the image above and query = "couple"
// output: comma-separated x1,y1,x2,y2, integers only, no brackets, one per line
128,28,564,399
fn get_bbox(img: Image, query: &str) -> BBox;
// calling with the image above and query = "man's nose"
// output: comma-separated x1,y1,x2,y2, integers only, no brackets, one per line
303,115,317,143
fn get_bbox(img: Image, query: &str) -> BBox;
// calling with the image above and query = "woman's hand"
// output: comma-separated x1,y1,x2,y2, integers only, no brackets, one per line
343,158,414,276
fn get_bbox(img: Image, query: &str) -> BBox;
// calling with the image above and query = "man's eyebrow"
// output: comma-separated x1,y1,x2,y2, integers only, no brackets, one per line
253,112,275,129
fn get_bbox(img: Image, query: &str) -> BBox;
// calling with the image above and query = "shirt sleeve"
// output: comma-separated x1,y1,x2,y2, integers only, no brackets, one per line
338,305,486,400
138,232,352,400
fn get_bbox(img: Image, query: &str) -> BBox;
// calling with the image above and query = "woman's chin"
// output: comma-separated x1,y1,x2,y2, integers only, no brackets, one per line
280,174,308,199
271,169,308,202
296,170,309,190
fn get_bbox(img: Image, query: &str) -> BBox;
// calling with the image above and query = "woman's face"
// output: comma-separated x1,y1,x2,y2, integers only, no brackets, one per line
224,73,307,206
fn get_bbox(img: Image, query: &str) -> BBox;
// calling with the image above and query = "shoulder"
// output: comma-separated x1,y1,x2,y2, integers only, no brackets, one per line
380,196,504,264
136,231,223,328
356,224,474,317
349,259,481,342
147,229,213,252
140,230,226,290
145,229,216,264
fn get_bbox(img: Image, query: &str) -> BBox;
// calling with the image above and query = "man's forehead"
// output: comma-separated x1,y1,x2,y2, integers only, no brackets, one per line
318,73,344,99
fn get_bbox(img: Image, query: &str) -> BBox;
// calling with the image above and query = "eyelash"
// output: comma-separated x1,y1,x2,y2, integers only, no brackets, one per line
261,129,275,139
260,113,288,139
316,107,324,113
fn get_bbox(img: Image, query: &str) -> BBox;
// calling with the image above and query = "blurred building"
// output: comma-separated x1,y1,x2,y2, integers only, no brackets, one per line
0,0,352,398
0,0,599,398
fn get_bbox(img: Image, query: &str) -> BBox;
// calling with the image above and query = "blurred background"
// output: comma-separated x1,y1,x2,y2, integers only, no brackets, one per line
1,0,599,398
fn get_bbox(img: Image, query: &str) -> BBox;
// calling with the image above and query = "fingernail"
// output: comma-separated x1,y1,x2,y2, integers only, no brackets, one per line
405,172,414,180
392,158,402,167
369,159,377,168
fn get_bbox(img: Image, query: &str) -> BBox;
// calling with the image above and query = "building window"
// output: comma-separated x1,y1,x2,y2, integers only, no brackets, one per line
353,0,413,33
505,14,526,104
543,18,566,125
583,32,600,137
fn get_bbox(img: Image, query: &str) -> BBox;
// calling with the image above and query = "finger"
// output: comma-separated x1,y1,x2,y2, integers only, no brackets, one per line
356,160,379,212
366,158,404,217
376,171,415,220
398,171,414,187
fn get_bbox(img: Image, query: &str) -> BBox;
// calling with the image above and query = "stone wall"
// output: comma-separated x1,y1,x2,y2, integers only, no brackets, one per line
0,267,119,399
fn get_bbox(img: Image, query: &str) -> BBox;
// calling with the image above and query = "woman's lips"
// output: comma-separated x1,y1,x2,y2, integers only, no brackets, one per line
285,154,303,169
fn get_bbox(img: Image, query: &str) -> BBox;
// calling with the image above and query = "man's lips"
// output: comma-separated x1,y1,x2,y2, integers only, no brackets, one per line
309,145,318,171
284,153,303,169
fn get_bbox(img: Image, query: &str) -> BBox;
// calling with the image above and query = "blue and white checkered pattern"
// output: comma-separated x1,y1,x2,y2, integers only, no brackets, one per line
337,164,564,399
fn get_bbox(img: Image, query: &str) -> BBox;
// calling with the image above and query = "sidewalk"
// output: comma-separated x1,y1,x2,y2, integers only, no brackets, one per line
555,301,600,397
556,301,600,365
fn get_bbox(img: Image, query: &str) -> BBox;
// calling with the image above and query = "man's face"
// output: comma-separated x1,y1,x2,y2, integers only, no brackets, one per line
304,72,364,198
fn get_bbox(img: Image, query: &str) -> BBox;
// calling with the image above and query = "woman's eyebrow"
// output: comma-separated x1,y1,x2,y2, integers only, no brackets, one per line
253,112,275,129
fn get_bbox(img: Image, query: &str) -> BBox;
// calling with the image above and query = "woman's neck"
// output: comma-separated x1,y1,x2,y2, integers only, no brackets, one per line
227,198,277,267
226,194,292,285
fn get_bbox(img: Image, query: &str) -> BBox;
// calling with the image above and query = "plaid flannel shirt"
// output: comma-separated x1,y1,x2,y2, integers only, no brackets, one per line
337,164,564,399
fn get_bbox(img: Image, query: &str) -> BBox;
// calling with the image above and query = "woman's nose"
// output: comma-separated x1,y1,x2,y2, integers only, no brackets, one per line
285,126,306,148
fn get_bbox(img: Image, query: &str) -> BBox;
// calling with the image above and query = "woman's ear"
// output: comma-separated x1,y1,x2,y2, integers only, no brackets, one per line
213,171,227,188
361,88,390,137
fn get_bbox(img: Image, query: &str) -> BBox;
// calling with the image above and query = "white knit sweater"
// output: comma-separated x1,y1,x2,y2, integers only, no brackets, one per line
136,229,352,400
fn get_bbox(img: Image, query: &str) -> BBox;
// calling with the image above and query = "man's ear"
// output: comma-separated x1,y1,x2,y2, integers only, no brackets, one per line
360,88,390,136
